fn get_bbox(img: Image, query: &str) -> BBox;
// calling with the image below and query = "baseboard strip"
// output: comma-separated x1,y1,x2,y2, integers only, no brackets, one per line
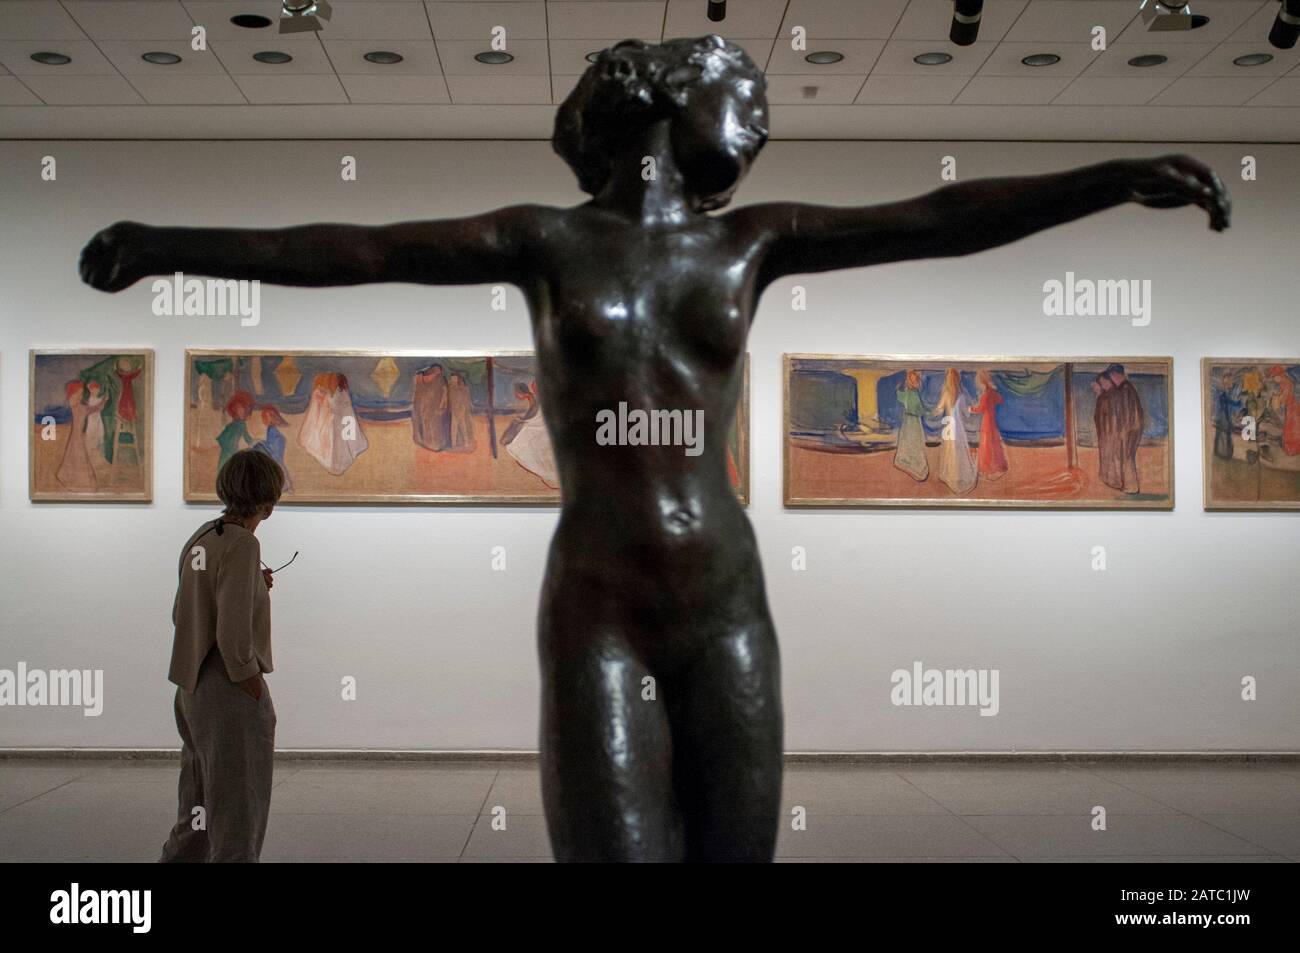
1,748,1296,763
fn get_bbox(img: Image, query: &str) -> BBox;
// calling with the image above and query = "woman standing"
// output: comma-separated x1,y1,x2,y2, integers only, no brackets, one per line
502,380,558,488
935,368,977,495
161,449,283,862
114,357,141,424
1212,370,1242,461
193,373,224,449
893,370,929,481
1093,372,1122,490
447,372,476,452
298,372,337,469
1268,365,1300,456
327,373,368,475
969,369,1008,481
56,381,96,491
410,364,451,451
252,405,293,493
82,380,108,465
215,391,255,473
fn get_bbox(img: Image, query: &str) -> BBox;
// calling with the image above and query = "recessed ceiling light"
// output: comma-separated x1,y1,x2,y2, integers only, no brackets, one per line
1127,54,1168,67
1189,14,1210,29
253,50,293,64
475,51,514,65
231,14,273,29
364,50,403,65
1233,52,1274,67
30,51,71,66
913,52,953,66
141,51,182,66
805,51,845,65
1021,52,1061,67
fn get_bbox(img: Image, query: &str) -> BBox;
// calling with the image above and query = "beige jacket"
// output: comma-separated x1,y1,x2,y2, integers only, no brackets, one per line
169,520,272,692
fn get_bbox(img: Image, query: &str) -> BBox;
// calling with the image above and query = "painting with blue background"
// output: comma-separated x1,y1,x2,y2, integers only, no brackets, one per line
790,360,1169,449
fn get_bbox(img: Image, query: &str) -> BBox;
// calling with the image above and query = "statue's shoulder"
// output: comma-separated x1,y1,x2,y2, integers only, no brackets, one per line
501,202,568,225
716,201,795,243
492,203,574,243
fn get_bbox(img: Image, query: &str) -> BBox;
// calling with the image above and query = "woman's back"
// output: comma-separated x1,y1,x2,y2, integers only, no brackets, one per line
169,520,271,694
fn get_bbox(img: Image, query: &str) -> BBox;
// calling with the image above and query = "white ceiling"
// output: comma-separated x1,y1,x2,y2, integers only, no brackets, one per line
2,0,1299,140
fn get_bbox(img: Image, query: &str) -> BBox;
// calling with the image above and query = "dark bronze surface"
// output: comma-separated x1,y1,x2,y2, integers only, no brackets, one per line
80,35,1229,862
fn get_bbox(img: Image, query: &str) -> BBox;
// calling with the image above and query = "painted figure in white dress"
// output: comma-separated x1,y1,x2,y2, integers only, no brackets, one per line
935,367,976,495
83,380,108,464
328,374,368,475
502,380,558,488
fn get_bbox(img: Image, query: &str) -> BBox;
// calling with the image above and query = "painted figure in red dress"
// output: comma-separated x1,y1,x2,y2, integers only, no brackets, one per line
115,357,141,423
1268,365,1300,456
970,369,1008,481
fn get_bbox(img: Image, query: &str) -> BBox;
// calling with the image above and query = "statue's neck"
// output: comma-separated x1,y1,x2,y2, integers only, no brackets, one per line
593,119,696,227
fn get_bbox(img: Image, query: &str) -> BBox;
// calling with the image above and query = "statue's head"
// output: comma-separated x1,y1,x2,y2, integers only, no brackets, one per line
553,35,769,212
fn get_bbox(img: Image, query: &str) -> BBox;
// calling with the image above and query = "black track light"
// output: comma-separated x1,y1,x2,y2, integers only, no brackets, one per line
950,0,983,46
1270,0,1300,49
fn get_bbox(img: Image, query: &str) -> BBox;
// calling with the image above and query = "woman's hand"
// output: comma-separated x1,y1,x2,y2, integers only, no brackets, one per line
79,221,153,292
1120,155,1231,231
237,674,264,701
261,568,274,590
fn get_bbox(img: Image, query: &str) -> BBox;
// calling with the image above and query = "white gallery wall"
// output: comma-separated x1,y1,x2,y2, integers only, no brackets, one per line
0,137,1296,752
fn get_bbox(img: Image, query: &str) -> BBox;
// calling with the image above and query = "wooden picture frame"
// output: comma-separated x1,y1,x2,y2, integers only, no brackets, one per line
1201,357,1300,511
185,349,750,505
784,354,1174,509
29,348,154,502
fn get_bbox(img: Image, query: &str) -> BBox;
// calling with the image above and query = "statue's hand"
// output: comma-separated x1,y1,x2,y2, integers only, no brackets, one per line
79,221,151,292
1124,155,1230,231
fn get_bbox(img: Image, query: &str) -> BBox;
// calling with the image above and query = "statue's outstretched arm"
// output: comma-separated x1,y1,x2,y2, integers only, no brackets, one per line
735,155,1229,286
79,203,549,292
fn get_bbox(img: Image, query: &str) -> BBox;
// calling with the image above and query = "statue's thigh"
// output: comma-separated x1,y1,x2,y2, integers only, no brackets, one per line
665,621,784,862
538,633,685,862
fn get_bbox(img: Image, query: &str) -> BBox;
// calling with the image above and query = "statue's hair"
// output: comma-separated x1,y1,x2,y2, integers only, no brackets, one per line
552,35,768,209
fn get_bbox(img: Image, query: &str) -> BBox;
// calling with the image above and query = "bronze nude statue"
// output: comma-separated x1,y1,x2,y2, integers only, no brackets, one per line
80,35,1229,862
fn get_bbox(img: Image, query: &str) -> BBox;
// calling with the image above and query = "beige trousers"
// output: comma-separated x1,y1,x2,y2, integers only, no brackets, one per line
160,648,275,862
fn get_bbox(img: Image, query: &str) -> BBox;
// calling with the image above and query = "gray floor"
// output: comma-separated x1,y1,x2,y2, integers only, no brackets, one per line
1,759,1297,862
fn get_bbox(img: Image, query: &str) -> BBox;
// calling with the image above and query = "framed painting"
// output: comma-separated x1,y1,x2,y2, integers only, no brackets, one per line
29,349,154,502
784,355,1173,509
1202,358,1300,510
185,350,750,505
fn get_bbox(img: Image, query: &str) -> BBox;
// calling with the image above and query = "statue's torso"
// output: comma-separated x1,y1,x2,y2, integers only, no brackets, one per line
521,204,772,639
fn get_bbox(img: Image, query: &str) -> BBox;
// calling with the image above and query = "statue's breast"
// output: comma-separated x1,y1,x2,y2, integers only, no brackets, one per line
537,230,750,370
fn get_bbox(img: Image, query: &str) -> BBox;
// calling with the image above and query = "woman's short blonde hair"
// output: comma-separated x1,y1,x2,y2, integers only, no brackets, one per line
216,449,284,518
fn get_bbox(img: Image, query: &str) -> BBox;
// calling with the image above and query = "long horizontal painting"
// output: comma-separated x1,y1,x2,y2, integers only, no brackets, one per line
1202,358,1300,510
30,349,153,502
784,355,1173,509
185,350,749,504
